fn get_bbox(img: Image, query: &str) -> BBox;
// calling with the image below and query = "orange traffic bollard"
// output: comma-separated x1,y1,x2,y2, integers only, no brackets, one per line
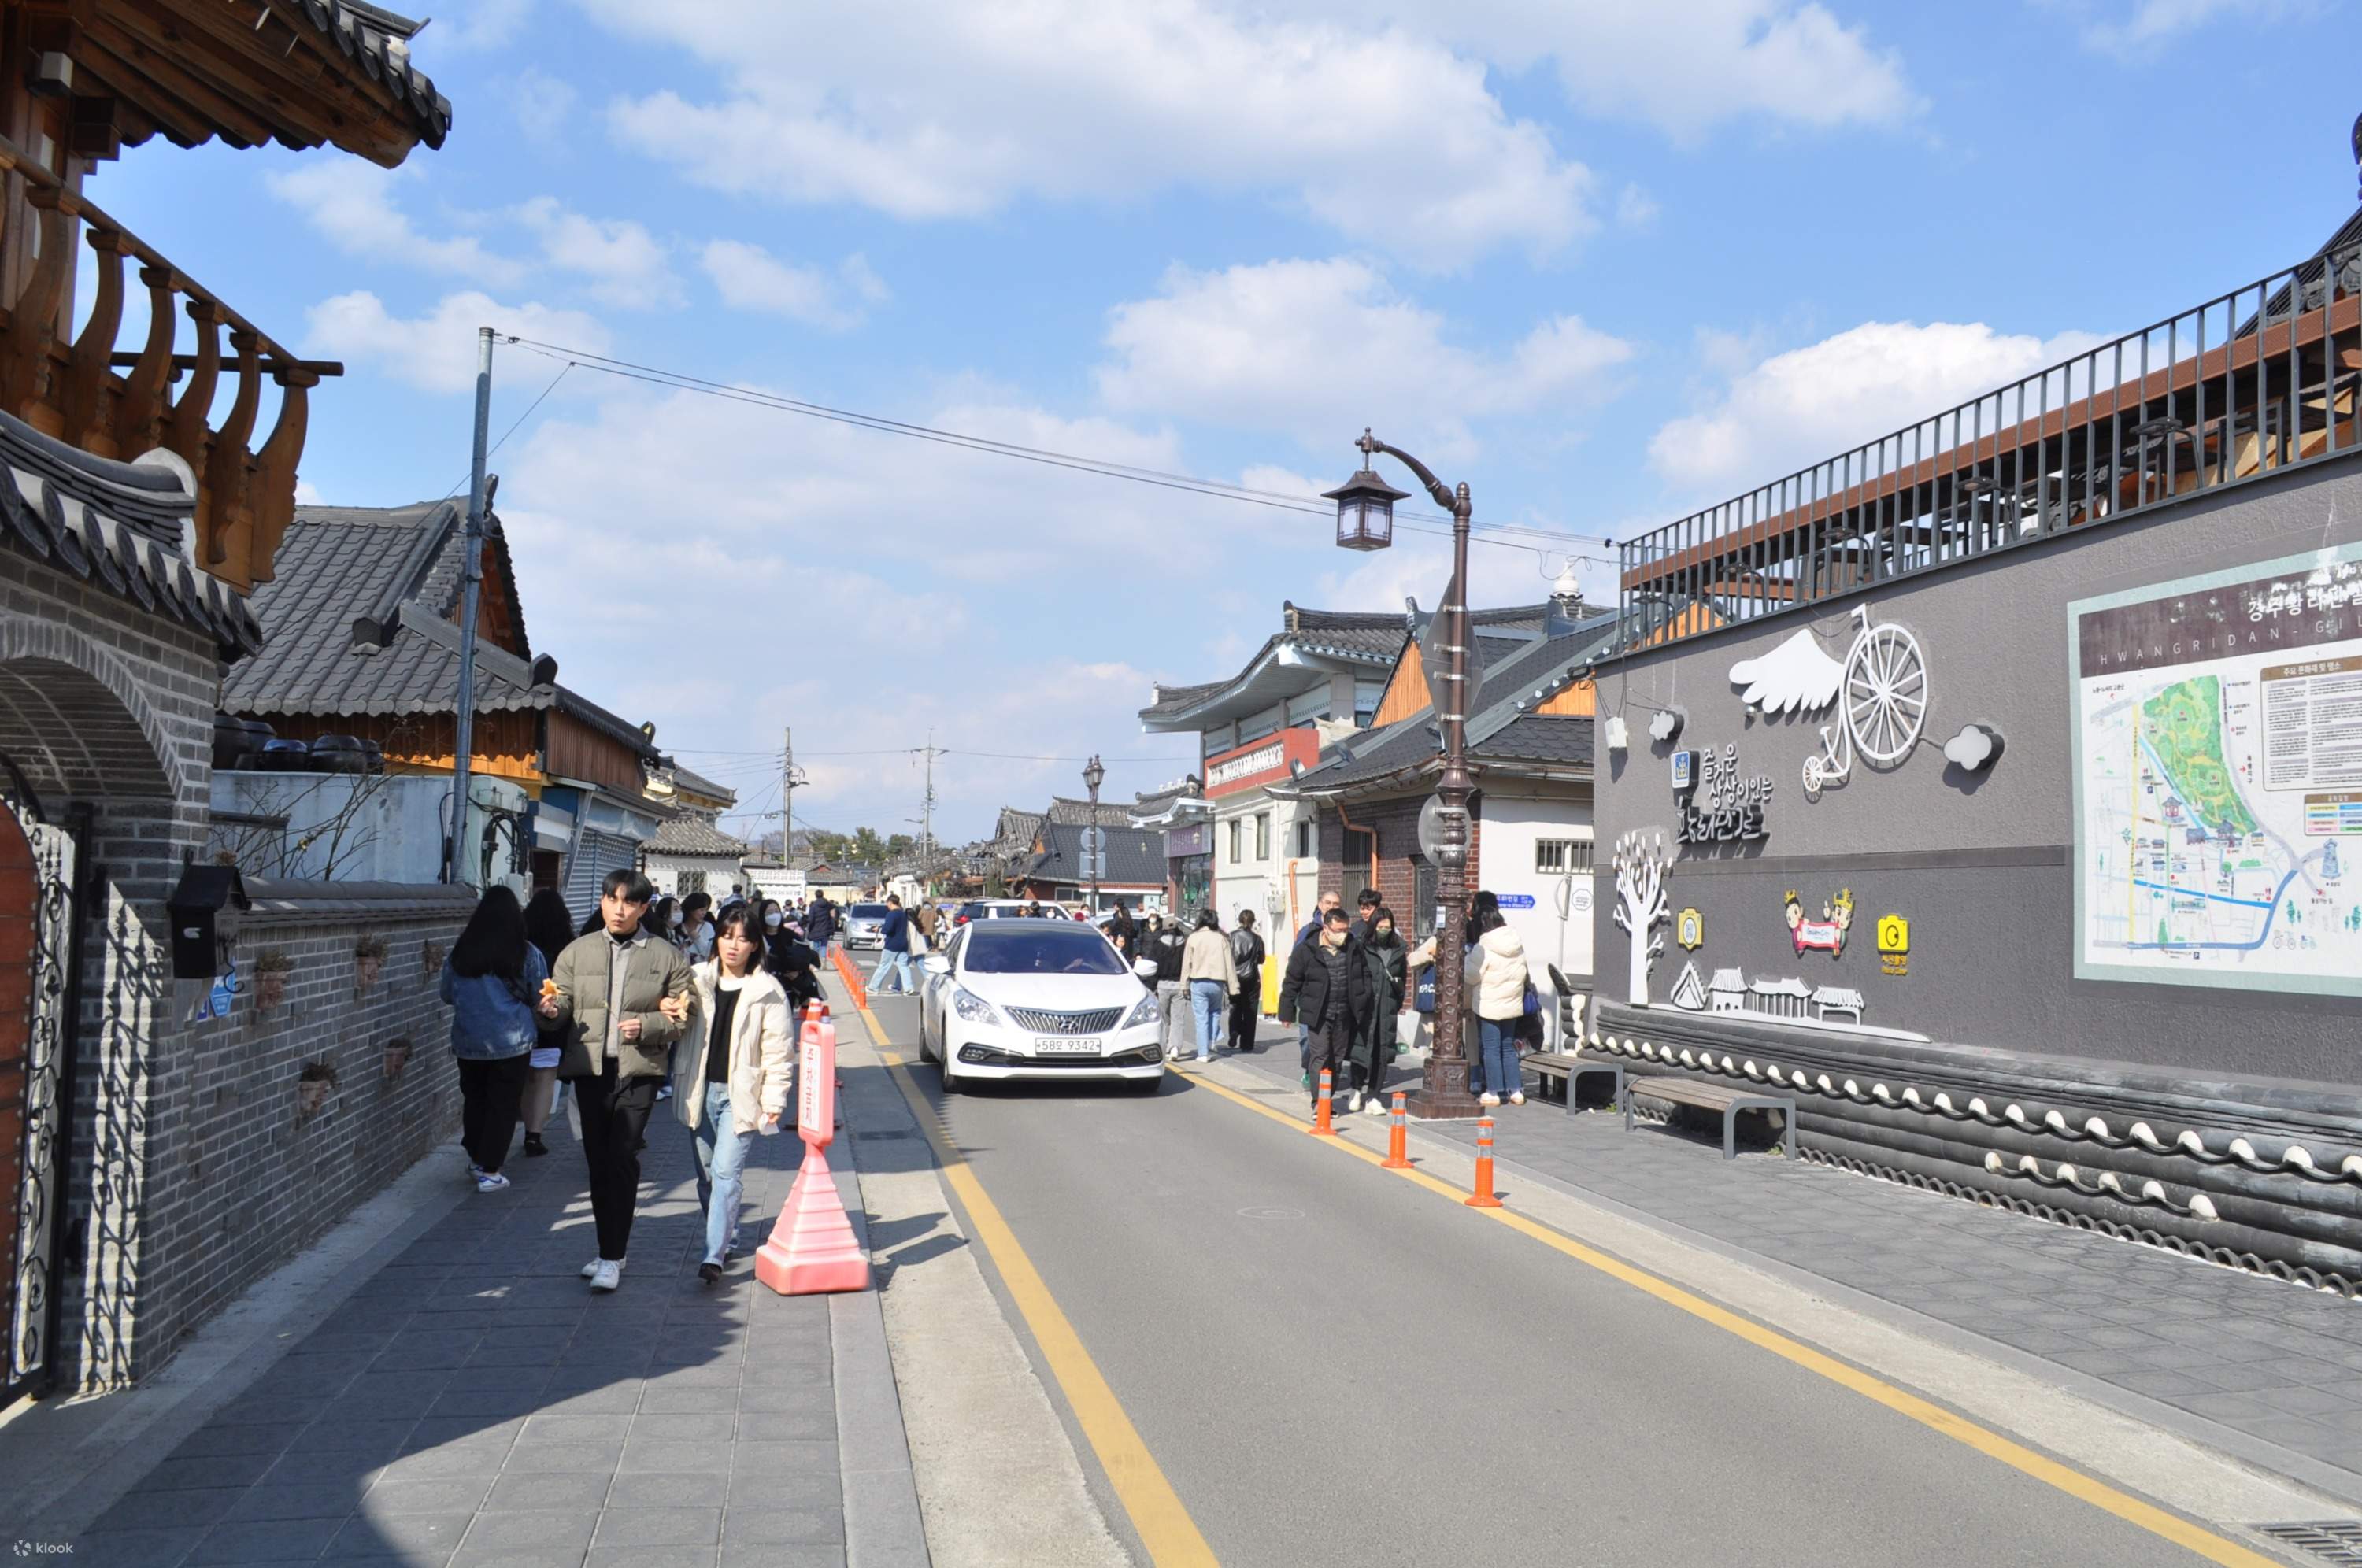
1382,1090,1412,1168
830,945,869,1010
1465,1115,1503,1207
1309,1068,1338,1137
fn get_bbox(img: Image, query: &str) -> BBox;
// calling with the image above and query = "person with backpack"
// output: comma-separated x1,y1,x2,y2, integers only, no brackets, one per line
804,893,836,950
1143,912,1190,1060
1226,908,1264,1054
441,886,546,1192
675,904,793,1285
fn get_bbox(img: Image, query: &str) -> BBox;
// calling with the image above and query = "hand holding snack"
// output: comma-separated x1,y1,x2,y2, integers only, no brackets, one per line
659,991,690,1025
537,978,561,1019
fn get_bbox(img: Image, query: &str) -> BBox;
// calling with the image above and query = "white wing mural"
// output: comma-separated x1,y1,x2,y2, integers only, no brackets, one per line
1729,628,1846,716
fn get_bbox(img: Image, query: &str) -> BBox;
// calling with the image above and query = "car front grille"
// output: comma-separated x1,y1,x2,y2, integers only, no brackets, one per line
1005,1005,1125,1034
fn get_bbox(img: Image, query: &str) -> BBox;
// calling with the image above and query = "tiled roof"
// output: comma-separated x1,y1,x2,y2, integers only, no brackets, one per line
669,764,737,805
1027,821,1166,886
1046,797,1136,827
294,1,453,150
0,409,260,657
647,816,748,859
1479,716,1594,767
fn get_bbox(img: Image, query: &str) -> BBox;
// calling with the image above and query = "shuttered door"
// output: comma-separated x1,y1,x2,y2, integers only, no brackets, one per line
565,830,635,919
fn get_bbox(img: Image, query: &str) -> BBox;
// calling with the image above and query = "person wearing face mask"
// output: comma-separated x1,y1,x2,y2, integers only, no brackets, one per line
1279,907,1373,1112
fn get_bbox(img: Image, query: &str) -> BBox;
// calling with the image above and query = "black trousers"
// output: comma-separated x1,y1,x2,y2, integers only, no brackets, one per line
572,1063,661,1261
457,1054,530,1173
1227,977,1260,1052
1305,1020,1353,1101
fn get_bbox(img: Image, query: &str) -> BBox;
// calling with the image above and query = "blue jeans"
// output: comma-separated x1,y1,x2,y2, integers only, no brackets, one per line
1189,980,1226,1059
869,948,913,993
1478,1017,1520,1100
691,1081,753,1264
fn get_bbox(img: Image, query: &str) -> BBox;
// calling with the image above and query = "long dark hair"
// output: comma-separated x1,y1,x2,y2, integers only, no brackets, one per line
713,904,766,978
451,886,528,981
524,888,572,966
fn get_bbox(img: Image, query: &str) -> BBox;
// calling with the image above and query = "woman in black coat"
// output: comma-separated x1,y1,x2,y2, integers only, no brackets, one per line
1351,907,1408,1111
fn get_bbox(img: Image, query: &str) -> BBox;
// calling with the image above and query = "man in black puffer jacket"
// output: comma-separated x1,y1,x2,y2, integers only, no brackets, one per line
1279,907,1372,1111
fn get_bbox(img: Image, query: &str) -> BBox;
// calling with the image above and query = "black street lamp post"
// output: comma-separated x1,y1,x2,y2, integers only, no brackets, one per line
1082,753,1106,915
1325,429,1481,1119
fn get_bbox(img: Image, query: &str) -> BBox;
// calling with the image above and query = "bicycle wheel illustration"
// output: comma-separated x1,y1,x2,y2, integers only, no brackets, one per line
1843,621,1927,767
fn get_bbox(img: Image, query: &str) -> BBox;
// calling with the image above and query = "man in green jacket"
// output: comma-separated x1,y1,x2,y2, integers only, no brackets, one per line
540,868,694,1292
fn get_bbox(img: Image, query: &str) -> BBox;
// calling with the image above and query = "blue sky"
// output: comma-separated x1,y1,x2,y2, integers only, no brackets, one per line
82,0,2361,841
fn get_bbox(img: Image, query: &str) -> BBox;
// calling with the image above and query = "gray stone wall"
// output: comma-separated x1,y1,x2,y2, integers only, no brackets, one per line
1592,453,2362,1088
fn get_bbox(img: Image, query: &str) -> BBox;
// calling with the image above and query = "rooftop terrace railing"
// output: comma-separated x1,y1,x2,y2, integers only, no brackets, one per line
1618,230,2362,648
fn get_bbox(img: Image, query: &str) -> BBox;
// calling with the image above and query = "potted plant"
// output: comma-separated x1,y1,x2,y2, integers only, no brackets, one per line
354,933,388,993
381,1035,413,1085
253,947,294,1011
297,1060,338,1119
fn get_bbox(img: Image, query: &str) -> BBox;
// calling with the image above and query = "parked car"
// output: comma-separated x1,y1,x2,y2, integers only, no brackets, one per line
953,898,1044,926
916,920,1162,1093
842,901,891,950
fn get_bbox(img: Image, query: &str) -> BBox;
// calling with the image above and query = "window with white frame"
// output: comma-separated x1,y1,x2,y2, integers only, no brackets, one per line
1535,838,1594,875
1294,820,1312,858
1255,812,1271,860
1227,819,1243,864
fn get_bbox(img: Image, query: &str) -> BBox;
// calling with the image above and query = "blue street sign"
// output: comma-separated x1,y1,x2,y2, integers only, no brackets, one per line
1496,893,1536,909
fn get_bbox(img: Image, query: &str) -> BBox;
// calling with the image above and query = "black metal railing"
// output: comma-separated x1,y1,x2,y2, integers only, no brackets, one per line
1619,232,2362,648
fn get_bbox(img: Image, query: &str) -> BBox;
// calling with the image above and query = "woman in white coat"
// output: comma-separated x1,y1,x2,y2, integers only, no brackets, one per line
674,904,794,1284
1463,908,1533,1107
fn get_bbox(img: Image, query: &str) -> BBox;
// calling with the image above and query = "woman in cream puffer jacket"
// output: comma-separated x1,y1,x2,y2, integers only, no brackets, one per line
1462,912,1531,1104
673,908,795,1281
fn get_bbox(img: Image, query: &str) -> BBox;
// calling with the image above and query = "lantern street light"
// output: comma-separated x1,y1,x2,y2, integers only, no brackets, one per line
1329,428,1482,1119
1082,753,1106,915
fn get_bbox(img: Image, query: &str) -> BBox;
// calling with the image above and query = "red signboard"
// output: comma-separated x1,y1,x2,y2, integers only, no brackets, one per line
1204,727,1322,798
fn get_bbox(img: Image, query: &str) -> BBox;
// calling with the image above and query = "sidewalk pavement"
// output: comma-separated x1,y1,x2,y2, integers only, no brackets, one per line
28,1080,924,1568
1223,1026,2362,1509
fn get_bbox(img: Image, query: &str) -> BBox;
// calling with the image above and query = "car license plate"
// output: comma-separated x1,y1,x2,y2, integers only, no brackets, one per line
1033,1037,1102,1055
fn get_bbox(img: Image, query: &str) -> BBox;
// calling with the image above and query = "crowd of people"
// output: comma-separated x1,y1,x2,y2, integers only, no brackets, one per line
437,871,1549,1293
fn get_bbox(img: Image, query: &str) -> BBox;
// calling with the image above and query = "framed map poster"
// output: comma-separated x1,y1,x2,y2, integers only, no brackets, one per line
2070,541,2362,994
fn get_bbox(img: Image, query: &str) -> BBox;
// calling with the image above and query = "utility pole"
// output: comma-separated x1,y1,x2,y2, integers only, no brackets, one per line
781,725,792,861
446,326,493,886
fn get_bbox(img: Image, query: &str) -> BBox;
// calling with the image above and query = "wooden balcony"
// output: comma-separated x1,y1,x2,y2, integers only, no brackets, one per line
0,135,337,594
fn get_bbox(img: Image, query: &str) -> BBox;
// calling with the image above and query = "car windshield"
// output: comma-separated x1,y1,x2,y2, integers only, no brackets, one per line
965,926,1127,976
849,904,889,919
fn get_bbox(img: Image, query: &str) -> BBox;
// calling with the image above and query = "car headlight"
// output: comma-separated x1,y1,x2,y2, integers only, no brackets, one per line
953,986,1002,1025
1123,993,1160,1030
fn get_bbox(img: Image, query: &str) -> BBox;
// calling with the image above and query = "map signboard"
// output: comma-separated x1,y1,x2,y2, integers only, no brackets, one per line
2070,542,2362,994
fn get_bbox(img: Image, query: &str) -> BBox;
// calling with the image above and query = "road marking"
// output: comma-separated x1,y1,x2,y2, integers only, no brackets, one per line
1187,1071,2279,1568
852,998,1216,1568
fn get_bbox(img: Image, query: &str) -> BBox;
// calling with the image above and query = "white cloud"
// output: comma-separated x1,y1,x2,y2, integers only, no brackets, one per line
509,68,579,146
1616,185,1660,230
302,290,612,394
586,2,1591,270
1095,258,1635,452
699,241,890,330
266,164,527,284
2072,0,2281,57
1308,0,1919,137
1649,320,2103,496
429,0,534,50
513,198,678,308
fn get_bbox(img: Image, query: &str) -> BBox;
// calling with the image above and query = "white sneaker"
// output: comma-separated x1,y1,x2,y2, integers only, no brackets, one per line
1365,1099,1386,1115
474,1170,510,1192
1347,1089,1364,1112
580,1256,625,1280
1509,1091,1527,1106
1479,1092,1501,1107
588,1259,622,1292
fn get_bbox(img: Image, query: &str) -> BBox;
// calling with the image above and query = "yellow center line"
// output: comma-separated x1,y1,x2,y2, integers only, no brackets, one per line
846,992,1215,1567
1186,1071,2279,1568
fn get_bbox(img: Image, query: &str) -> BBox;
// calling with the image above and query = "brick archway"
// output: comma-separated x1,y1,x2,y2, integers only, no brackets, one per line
0,618,182,803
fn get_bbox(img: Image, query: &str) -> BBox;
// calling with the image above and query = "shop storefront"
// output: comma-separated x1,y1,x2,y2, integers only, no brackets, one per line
1167,820,1214,920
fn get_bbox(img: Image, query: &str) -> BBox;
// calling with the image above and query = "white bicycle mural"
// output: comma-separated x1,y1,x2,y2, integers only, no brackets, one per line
1727,605,1930,797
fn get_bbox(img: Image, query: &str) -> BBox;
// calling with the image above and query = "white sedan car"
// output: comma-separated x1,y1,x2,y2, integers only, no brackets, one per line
916,919,1164,1093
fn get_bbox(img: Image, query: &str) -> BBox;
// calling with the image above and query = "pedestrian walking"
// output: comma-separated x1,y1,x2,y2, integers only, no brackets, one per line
1292,890,1346,1084
440,886,546,1192
1179,909,1236,1066
1464,906,1532,1107
541,870,696,1292
1142,912,1190,1060
520,886,575,1158
675,904,793,1285
1353,906,1409,1113
869,894,916,993
912,897,940,954
646,895,679,946
1226,909,1264,1054
805,893,836,950
1348,887,1380,947
1279,907,1372,1111
767,913,824,1013
1106,898,1138,963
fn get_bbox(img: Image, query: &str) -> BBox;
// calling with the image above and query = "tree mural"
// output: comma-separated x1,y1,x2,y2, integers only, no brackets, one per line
1612,829,1671,1006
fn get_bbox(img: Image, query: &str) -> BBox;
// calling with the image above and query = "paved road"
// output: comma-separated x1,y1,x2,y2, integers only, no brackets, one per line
857,992,2243,1568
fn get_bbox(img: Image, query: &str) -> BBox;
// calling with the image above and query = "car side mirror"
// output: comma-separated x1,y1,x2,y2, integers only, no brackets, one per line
1132,957,1157,979
921,954,951,976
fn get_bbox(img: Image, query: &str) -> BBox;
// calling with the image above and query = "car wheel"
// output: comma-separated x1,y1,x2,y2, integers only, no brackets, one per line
939,1045,967,1095
916,1008,934,1063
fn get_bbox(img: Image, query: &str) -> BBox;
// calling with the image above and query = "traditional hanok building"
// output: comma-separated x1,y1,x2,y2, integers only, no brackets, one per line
1591,155,2362,1295
0,1,450,1396
1275,581,1619,1022
640,764,746,900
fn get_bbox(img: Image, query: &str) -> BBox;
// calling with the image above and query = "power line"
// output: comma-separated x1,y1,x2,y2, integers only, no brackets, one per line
439,357,575,501
495,334,1616,560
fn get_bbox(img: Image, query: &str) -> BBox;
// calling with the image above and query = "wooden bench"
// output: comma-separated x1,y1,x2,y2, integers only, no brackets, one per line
1624,1074,1797,1159
1522,1052,1625,1115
